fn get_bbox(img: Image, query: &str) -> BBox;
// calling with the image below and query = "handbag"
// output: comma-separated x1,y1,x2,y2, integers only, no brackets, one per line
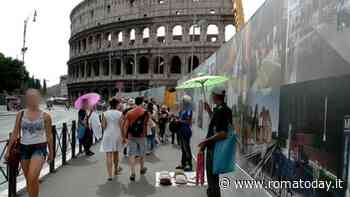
196,152,205,186
213,124,237,175
7,111,24,167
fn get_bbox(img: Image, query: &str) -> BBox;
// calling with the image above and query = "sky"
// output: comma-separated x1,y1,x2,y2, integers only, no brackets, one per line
0,0,265,87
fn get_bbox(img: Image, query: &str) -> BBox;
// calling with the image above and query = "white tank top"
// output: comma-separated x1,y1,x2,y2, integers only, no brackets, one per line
21,111,47,145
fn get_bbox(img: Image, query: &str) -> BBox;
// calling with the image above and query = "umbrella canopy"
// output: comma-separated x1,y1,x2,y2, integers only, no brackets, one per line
74,93,101,109
176,75,230,103
176,75,230,90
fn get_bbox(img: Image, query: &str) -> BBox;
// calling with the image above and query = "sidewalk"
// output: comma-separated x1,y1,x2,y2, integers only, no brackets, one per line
16,140,269,197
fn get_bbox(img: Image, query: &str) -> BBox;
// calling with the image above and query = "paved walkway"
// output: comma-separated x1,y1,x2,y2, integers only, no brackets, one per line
17,142,270,197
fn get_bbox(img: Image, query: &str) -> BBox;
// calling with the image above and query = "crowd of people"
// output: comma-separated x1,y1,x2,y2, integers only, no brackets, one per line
5,85,234,197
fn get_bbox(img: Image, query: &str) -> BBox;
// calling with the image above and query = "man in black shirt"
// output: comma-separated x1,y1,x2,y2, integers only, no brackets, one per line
198,86,232,197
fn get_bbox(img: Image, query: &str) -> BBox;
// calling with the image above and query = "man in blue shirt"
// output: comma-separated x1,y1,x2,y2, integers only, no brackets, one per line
198,86,232,197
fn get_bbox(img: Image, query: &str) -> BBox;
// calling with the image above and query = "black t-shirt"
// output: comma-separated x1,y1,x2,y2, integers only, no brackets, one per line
207,103,232,138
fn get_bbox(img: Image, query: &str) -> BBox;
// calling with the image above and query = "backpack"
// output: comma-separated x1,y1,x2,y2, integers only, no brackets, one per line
128,112,147,137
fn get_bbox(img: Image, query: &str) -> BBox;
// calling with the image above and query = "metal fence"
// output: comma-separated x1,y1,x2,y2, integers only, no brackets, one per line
2,120,101,197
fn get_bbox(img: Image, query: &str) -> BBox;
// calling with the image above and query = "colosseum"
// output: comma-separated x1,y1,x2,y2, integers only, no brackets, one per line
67,0,235,100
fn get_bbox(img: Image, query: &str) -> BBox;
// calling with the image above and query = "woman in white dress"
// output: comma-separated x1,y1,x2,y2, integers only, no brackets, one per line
100,98,123,181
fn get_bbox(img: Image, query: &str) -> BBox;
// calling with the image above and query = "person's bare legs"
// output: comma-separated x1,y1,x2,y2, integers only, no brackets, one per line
129,156,136,175
106,152,113,179
21,160,30,178
113,151,121,175
26,157,45,197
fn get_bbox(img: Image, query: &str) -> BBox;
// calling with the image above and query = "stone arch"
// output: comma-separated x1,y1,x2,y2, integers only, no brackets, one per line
156,26,166,43
154,56,165,74
225,24,235,42
129,29,136,45
80,63,85,78
142,27,150,43
105,32,112,47
117,32,123,45
207,24,219,42
188,56,199,72
170,56,182,74
102,59,109,76
139,56,149,74
112,58,122,75
86,62,92,77
172,25,183,41
189,25,201,41
125,57,134,75
93,60,100,76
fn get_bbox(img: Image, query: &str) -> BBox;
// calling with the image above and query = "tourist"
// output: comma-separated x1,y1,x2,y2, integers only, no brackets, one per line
122,97,149,181
146,102,157,155
176,95,193,172
89,105,102,140
121,98,136,157
100,98,123,181
198,86,232,197
78,99,94,156
5,89,54,197
158,105,169,143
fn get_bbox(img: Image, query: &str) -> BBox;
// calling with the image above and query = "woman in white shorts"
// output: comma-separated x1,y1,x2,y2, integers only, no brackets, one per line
100,98,123,181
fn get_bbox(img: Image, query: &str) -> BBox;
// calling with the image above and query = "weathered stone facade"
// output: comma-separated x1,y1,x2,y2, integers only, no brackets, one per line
68,0,234,100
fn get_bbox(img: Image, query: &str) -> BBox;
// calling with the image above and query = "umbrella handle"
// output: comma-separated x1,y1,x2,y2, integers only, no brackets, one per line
201,85,207,104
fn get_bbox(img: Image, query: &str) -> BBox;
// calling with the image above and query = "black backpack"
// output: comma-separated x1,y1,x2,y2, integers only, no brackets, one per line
128,112,147,137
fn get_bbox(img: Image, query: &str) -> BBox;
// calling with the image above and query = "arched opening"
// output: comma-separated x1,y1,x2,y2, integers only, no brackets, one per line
82,39,87,51
188,56,199,72
96,34,102,48
142,28,150,43
80,63,85,78
86,62,92,77
172,25,183,41
207,24,219,42
88,36,93,48
154,56,165,74
93,60,99,76
189,25,201,42
139,56,149,74
157,26,166,43
125,57,134,75
105,32,112,47
225,24,236,42
112,58,122,75
102,59,109,76
129,29,136,45
117,32,123,46
171,56,182,74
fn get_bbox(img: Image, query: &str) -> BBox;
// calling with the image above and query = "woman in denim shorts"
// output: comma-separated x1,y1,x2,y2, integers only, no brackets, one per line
6,89,54,197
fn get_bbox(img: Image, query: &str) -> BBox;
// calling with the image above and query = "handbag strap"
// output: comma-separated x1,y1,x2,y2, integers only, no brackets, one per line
17,111,25,139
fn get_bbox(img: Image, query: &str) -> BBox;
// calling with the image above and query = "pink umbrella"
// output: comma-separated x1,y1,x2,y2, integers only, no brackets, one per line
74,93,101,109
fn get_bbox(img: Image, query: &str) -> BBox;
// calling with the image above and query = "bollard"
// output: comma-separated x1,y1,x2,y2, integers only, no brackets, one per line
71,121,76,159
62,123,68,165
7,133,17,197
49,126,57,173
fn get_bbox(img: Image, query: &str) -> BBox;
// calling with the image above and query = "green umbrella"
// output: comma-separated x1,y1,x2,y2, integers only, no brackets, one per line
176,75,230,102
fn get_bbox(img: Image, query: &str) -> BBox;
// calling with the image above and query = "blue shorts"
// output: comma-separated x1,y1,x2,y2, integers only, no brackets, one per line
20,143,48,160
128,138,146,156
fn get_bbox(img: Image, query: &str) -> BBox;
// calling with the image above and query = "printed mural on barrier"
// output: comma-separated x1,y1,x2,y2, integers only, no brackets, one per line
178,0,350,196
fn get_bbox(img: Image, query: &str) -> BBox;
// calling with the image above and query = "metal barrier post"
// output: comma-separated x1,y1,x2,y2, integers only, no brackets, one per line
7,133,17,197
49,126,56,173
62,123,67,165
71,120,76,159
